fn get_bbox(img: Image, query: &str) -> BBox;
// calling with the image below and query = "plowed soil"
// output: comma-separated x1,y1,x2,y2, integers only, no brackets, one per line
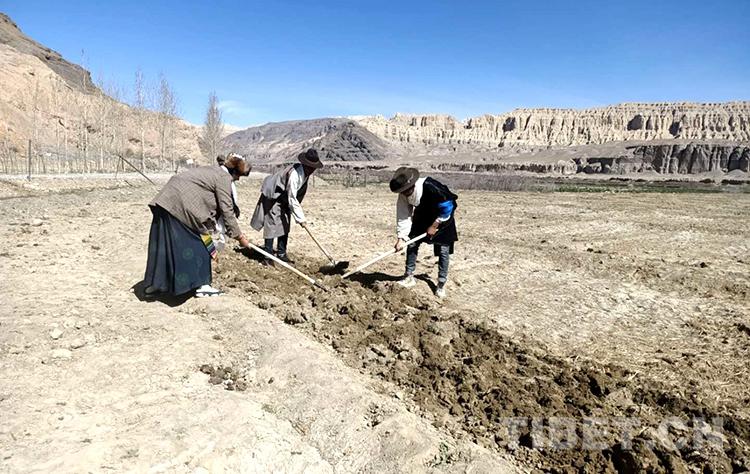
216,248,749,473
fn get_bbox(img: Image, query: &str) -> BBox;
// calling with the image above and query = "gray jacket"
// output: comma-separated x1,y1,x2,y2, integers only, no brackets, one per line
150,166,242,238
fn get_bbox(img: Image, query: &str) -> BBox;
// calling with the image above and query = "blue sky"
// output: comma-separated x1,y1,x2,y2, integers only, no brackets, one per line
3,0,749,127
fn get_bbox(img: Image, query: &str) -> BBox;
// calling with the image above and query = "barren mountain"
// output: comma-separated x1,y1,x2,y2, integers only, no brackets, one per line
0,13,96,95
0,13,202,173
221,118,396,163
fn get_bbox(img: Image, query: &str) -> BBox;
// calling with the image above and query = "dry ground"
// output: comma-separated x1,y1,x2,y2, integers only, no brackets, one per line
0,174,748,473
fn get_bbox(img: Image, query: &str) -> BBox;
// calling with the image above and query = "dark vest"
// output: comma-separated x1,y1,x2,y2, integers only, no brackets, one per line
260,163,308,204
410,177,458,246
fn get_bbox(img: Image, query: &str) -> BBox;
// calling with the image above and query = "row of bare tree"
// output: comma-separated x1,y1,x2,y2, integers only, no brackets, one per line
0,60,232,176
0,66,191,175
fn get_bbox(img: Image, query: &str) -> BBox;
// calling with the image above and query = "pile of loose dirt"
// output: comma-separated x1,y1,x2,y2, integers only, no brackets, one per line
215,249,750,473
199,363,249,391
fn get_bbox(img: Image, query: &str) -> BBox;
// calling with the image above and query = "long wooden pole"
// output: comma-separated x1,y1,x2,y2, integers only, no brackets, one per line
343,233,427,279
303,226,337,265
117,154,156,185
247,242,327,291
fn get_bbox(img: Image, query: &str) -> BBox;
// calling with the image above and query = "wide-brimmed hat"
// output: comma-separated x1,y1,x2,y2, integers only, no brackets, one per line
298,148,323,169
389,167,420,193
225,153,251,176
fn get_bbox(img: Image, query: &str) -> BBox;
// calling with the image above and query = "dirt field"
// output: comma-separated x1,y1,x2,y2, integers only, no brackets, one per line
1,174,748,473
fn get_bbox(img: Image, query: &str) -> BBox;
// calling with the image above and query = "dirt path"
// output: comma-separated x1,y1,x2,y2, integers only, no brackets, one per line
1,176,749,472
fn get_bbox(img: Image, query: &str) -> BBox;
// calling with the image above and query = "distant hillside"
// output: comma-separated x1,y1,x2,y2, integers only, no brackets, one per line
0,13,96,94
222,105,749,176
221,118,396,163
355,103,750,153
343,103,749,177
0,13,202,173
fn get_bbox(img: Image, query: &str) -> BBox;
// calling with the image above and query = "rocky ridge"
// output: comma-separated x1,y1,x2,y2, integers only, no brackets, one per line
0,13,96,94
432,142,750,176
355,103,750,151
624,142,749,174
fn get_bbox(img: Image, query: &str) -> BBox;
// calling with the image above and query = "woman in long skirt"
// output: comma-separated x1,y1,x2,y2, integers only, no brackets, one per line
143,154,251,298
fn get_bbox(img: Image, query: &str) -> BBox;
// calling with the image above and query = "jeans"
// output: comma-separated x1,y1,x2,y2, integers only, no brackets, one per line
264,234,288,257
405,242,450,287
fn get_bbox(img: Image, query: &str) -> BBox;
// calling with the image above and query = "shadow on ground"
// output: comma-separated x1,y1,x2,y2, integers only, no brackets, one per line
414,273,438,293
346,271,402,288
131,280,193,307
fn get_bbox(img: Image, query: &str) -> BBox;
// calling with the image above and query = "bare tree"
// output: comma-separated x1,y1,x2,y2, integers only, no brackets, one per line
30,76,41,173
157,74,178,171
50,77,63,173
1,125,10,173
103,80,125,172
93,75,111,171
57,81,70,172
202,91,224,160
79,50,91,173
134,68,147,170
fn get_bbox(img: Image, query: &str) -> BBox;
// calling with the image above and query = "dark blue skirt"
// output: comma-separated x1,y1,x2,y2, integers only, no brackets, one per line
144,205,212,296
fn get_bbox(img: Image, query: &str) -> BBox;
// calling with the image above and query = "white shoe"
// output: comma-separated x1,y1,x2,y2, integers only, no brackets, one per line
195,284,222,297
435,286,446,299
397,275,416,288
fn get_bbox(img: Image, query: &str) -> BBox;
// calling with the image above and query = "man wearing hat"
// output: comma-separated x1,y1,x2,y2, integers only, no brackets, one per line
250,148,323,264
390,167,458,298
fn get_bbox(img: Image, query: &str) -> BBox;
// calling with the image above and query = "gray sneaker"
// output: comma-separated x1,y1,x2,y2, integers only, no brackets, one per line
397,275,416,288
435,285,446,299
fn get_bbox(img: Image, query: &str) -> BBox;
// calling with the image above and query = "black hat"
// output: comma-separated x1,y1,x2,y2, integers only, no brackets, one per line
389,167,420,193
298,148,323,169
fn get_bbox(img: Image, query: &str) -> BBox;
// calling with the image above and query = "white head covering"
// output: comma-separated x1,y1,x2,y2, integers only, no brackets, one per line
407,177,426,207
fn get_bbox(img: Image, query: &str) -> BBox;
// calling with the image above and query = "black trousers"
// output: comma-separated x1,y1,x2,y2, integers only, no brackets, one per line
264,235,288,257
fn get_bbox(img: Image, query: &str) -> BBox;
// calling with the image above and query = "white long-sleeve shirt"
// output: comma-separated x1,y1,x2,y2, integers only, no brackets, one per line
287,164,308,223
396,177,425,241
220,165,239,204
214,165,239,249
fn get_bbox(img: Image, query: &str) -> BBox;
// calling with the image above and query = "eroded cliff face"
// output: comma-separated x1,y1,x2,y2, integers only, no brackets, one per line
624,143,749,174
356,103,750,151
434,160,579,175
428,143,750,177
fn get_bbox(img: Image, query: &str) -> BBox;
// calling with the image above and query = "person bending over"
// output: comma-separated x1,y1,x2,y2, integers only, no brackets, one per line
390,167,458,298
143,154,251,298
